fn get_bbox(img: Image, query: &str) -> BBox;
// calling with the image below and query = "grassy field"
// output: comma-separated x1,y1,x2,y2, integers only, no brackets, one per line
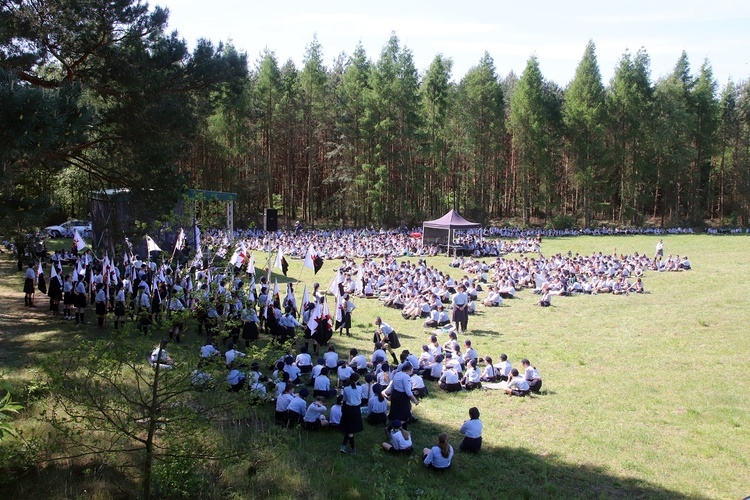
1,234,749,499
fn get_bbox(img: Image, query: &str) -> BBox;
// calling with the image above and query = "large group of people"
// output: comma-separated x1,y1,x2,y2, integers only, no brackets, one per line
175,305,544,470
15,225,698,473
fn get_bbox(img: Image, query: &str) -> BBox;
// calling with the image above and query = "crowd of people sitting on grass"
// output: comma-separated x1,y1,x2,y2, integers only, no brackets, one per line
169,309,539,463
19,223,696,339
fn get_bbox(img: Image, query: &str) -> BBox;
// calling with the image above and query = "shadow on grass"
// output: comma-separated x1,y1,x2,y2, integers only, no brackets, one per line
302,403,701,500
3,461,138,499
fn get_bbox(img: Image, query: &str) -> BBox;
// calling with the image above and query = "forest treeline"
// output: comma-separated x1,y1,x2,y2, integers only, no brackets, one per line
2,0,750,234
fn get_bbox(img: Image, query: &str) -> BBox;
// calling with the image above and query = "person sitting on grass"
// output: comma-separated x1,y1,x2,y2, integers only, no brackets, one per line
482,286,502,307
423,354,444,382
328,395,343,430
275,382,295,425
537,284,552,307
313,367,336,399
423,433,454,471
303,396,329,430
286,387,308,427
480,356,497,382
459,407,483,453
367,386,388,425
438,363,462,392
149,339,174,370
494,353,512,382
407,368,426,397
503,368,530,397
461,358,482,390
522,359,543,394
382,419,413,454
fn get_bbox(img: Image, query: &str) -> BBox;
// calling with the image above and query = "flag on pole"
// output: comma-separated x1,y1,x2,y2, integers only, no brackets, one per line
145,235,162,253
274,248,289,276
355,265,364,294
194,226,201,248
335,294,343,323
174,228,186,253
301,284,309,313
322,300,332,329
229,245,243,267
72,229,87,252
306,303,320,333
303,245,324,274
328,269,342,296
50,262,60,283
37,261,43,277
192,246,203,269
285,283,296,310
246,254,255,275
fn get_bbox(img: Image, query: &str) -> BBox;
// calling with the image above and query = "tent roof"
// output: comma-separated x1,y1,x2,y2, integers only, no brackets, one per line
422,209,481,229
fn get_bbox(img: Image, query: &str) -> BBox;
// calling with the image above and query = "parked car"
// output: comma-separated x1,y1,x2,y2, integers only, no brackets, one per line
45,220,92,238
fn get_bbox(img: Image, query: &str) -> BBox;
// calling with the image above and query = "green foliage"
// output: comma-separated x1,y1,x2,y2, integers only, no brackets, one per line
0,376,22,440
548,213,577,229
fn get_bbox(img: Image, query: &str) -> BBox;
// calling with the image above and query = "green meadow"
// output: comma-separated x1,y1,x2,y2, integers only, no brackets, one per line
1,234,748,499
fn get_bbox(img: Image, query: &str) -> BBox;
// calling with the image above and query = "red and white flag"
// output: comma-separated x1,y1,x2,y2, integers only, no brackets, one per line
72,229,87,252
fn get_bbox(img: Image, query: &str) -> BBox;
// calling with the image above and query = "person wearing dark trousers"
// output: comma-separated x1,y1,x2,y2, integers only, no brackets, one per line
459,407,483,453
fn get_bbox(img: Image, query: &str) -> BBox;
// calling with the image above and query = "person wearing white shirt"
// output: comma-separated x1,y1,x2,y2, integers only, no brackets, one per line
522,359,543,393
340,374,364,454
373,317,400,365
336,293,356,337
422,433,454,470
303,397,329,430
384,362,419,428
436,305,451,326
348,348,368,375
200,340,220,358
451,285,469,333
23,262,37,308
439,365,461,392
366,389,388,425
167,291,186,342
360,374,374,405
494,354,512,382
461,359,482,390
310,359,325,384
286,388,308,427
336,360,354,386
504,368,531,396
283,356,302,384
422,307,440,328
480,356,497,382
382,419,413,453
295,345,313,374
328,396,343,429
313,367,336,399
410,373,427,398
226,368,246,392
418,345,434,371
482,287,502,307
275,383,295,425
370,344,387,366
463,340,478,364
225,342,246,366
323,344,339,369
149,339,173,369
459,407,483,453
428,336,443,358
423,355,444,381
94,283,107,328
